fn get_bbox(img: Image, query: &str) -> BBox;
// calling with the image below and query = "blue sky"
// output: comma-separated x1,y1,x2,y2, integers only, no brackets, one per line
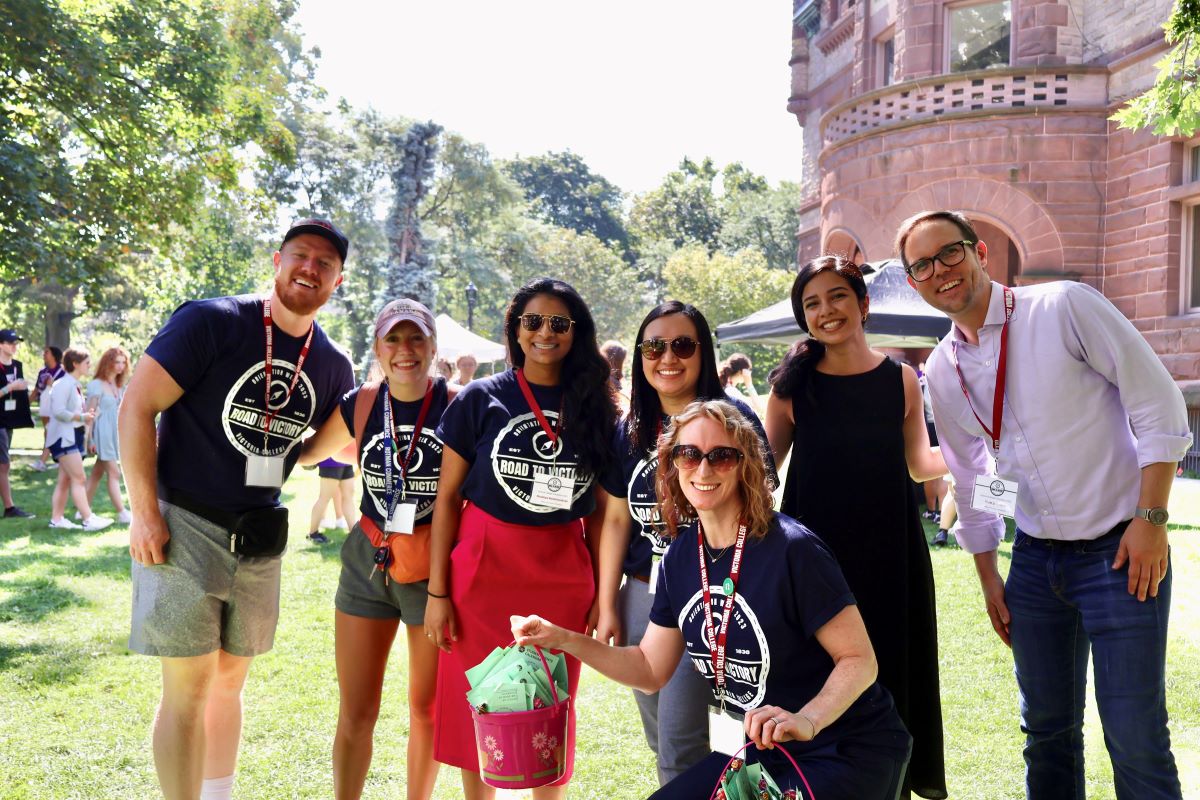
294,1,805,195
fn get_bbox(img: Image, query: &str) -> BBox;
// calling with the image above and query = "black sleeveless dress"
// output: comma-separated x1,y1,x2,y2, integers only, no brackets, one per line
780,357,947,799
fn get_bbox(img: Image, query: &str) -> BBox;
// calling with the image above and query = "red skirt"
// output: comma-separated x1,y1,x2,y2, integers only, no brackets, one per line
433,502,595,783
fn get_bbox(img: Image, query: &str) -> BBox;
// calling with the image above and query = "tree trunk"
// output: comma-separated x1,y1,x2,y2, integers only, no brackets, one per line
40,282,78,349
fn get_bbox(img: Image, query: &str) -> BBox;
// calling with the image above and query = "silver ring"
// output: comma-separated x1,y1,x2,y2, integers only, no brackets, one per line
772,716,785,725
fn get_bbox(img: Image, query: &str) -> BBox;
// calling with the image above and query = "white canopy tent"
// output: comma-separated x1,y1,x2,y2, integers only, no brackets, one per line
434,313,507,363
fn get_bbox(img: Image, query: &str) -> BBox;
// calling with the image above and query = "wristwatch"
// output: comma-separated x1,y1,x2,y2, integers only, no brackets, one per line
1135,506,1170,526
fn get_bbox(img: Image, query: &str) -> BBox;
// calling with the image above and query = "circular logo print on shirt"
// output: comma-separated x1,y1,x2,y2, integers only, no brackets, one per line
491,410,591,512
627,453,670,553
222,359,316,457
679,588,770,711
360,427,443,522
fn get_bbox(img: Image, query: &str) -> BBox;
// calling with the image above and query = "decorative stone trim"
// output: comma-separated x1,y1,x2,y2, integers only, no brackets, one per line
819,65,1110,149
814,12,854,56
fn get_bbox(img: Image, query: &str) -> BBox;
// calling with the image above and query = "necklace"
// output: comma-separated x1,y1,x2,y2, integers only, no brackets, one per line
704,541,730,563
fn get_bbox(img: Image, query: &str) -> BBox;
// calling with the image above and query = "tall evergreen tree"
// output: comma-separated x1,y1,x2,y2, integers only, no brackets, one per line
384,120,442,310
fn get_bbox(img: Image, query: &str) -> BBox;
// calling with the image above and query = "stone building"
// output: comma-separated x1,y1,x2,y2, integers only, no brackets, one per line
788,0,1200,469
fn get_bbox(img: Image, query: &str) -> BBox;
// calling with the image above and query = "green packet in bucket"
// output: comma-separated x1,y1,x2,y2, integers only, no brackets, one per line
714,757,797,800
467,644,569,713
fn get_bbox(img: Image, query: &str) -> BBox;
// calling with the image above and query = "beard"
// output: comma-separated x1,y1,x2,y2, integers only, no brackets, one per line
274,273,332,317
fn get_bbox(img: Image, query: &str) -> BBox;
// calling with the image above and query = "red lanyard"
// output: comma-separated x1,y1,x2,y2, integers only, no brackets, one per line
515,368,564,451
382,379,434,506
262,297,314,447
697,520,749,705
951,286,1014,452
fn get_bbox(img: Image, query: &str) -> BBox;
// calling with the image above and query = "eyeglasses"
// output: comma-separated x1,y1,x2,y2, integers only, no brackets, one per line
638,337,699,360
905,240,975,282
518,313,575,334
670,444,743,471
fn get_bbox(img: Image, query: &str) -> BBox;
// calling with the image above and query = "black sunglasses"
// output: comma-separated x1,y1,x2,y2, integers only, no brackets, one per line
670,444,743,471
518,313,575,334
638,336,699,360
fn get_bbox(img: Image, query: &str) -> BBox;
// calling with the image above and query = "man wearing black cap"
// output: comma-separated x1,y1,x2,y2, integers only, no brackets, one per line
0,329,36,519
119,219,355,800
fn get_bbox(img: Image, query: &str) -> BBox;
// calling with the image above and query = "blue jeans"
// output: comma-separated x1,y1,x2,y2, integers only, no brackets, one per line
1006,525,1181,800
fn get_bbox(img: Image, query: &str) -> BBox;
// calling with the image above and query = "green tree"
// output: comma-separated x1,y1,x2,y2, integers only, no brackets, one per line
1113,0,1200,136
629,157,722,254
719,181,803,270
0,0,312,344
504,151,629,257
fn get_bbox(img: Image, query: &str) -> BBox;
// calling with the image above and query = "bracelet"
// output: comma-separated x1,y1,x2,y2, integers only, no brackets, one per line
797,711,818,739
426,588,450,599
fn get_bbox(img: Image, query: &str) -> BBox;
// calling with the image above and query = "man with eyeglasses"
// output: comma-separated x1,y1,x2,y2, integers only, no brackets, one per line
896,209,1190,800
120,219,356,800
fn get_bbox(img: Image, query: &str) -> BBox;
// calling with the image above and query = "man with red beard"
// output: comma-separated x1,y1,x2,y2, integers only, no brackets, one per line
120,219,355,800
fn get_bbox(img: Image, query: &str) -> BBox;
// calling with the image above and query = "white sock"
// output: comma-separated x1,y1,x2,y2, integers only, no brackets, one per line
199,774,234,800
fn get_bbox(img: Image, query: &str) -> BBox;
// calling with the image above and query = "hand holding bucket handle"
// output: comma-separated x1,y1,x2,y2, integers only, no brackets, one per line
707,740,815,800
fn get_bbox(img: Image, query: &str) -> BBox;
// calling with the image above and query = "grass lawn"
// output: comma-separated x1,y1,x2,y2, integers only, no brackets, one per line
1,423,1198,799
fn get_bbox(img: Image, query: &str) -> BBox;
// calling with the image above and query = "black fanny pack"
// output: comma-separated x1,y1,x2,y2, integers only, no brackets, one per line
164,490,289,557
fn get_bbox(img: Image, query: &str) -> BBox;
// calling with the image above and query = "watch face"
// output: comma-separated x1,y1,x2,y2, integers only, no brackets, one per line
1149,508,1170,526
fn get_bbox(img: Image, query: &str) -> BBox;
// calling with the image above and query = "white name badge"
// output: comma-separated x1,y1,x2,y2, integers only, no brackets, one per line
708,705,745,756
531,472,574,510
386,499,417,534
245,455,285,488
648,554,662,596
3,399,14,412
971,474,1019,518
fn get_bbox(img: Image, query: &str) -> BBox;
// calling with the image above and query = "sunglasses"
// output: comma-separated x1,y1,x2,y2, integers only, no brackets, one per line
518,313,575,334
638,336,699,360
670,444,743,471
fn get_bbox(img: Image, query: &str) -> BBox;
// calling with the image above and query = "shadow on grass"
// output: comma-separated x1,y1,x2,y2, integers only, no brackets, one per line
0,640,90,685
0,541,130,581
0,576,87,624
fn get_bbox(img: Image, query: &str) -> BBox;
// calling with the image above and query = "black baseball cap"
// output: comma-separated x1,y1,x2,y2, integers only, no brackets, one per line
0,329,22,344
280,218,349,264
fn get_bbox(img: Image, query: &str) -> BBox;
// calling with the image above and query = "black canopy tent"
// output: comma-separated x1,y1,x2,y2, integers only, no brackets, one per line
714,259,952,349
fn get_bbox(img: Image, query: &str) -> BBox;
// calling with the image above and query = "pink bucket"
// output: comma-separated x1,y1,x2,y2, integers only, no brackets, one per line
469,645,570,790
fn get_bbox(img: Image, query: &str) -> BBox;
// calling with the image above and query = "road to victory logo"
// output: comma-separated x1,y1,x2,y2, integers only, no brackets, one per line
679,588,771,711
360,427,443,522
491,411,591,512
628,454,670,553
222,359,316,457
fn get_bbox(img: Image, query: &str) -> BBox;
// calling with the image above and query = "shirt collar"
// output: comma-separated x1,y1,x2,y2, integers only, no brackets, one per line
949,281,1007,344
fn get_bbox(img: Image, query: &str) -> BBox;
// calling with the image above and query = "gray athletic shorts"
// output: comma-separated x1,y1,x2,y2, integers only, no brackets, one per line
335,522,428,624
128,500,282,658
0,428,10,465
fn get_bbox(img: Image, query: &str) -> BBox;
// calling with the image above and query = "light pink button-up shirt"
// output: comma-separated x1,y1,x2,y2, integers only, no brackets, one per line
926,280,1192,554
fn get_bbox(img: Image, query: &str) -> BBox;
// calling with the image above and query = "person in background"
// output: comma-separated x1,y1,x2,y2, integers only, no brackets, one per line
513,400,912,799
0,329,36,519
425,277,617,800
766,256,947,799
29,345,64,472
719,352,763,414
435,357,453,382
307,456,357,545
46,349,111,531
600,339,629,412
84,346,132,524
452,352,478,386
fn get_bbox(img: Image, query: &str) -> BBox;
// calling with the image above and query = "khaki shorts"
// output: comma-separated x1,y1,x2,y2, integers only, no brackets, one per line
335,522,428,625
128,501,282,658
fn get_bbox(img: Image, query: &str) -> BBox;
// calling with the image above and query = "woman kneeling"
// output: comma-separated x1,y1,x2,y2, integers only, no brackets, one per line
513,399,912,799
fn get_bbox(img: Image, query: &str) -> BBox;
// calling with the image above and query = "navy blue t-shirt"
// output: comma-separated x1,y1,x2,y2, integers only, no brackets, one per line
147,294,354,513
338,378,450,527
600,397,773,579
649,512,909,762
436,369,597,525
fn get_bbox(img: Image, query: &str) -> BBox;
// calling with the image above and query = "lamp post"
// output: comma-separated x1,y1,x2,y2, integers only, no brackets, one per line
466,281,478,332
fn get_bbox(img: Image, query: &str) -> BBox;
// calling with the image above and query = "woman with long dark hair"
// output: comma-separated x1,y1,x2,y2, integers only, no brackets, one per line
765,255,948,799
513,400,912,799
424,277,617,799
595,301,772,786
